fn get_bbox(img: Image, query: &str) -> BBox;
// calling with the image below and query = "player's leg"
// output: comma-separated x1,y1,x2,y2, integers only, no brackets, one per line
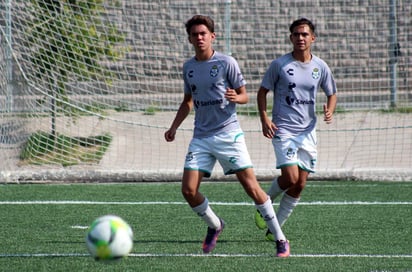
182,169,222,228
236,169,290,257
217,130,290,257
267,177,287,200
255,176,287,229
255,137,298,231
183,138,223,253
271,131,316,230
262,165,301,241
182,170,224,253
181,169,206,207
276,167,308,227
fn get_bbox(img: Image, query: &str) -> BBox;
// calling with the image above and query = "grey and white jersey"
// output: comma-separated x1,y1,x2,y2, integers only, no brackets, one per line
183,51,247,138
261,53,337,136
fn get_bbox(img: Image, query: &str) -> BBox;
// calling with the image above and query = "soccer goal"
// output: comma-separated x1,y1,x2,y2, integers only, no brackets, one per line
0,0,411,182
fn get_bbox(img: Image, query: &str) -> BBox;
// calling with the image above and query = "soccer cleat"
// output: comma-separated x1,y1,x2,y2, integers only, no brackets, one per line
276,240,290,257
265,229,275,242
254,210,267,229
202,218,225,253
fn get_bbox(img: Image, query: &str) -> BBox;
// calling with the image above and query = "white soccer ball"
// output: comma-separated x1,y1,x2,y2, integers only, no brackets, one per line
85,215,133,260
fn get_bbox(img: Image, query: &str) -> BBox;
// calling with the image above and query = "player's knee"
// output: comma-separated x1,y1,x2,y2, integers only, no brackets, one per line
283,172,299,186
292,182,305,193
288,179,306,197
243,183,267,203
181,187,196,200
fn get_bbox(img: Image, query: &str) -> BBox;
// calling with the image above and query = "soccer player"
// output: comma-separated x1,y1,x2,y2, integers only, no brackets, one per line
254,18,337,241
165,15,290,257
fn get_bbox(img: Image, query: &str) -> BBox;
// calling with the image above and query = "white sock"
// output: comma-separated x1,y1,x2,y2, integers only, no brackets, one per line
192,198,221,229
267,177,286,201
256,197,286,241
277,193,300,227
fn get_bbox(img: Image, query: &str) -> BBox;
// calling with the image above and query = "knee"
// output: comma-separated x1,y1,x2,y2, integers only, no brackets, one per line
287,178,307,197
181,186,196,200
291,180,305,193
243,182,267,204
283,171,300,186
244,183,259,197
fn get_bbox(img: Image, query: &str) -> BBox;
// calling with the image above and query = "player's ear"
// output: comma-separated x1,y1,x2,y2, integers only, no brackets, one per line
211,32,216,41
311,33,316,43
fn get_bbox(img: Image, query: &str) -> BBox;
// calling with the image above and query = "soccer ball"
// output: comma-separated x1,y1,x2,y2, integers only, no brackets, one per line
85,215,133,260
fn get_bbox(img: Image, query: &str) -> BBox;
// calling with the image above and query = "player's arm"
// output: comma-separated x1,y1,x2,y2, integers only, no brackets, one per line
225,85,248,104
165,94,193,142
257,86,277,138
323,93,337,124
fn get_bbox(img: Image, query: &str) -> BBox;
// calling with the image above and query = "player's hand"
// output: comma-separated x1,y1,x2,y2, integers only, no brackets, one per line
224,88,238,103
261,116,277,139
323,104,333,124
164,128,176,142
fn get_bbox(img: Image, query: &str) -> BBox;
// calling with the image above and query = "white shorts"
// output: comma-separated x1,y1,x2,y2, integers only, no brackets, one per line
184,129,253,177
272,130,317,173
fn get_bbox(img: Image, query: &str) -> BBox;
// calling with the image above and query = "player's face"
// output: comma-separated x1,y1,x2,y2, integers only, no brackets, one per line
290,24,315,52
188,24,215,52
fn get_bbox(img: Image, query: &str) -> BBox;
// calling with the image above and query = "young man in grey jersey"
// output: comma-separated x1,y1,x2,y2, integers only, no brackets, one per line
165,15,290,257
255,18,337,241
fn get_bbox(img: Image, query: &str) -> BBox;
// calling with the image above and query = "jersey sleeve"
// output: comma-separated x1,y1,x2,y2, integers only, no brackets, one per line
261,60,280,91
182,62,192,95
226,56,247,89
320,62,337,96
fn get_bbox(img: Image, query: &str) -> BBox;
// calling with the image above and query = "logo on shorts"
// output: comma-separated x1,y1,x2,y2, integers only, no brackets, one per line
185,152,194,161
286,148,295,159
311,159,317,168
229,157,237,164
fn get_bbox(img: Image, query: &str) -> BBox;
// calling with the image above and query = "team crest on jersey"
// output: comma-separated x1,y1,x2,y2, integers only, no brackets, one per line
210,65,219,77
312,68,320,79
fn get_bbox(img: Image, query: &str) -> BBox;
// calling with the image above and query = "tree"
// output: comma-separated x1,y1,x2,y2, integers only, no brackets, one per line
26,0,125,139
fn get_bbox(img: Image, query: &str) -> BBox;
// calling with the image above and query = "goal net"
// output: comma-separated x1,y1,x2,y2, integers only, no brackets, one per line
1,0,411,182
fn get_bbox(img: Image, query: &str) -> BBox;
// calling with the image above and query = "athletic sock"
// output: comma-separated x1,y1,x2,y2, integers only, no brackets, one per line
267,177,286,201
192,198,221,229
277,193,300,227
256,197,286,241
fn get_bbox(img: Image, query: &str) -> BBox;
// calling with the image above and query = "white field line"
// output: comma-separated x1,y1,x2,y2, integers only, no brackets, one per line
0,253,411,258
0,200,411,205
305,183,412,187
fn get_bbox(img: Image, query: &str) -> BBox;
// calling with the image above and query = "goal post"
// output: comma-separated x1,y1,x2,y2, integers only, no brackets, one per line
0,0,411,182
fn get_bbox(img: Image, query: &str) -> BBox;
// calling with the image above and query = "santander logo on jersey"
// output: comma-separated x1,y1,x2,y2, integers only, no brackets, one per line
286,96,314,106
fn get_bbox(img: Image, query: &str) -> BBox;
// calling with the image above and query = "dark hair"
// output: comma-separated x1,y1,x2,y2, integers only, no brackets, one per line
185,15,215,35
289,18,316,34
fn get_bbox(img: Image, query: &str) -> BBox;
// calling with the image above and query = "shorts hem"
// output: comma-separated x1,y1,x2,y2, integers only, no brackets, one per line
276,163,315,173
276,162,299,169
184,168,212,178
224,165,253,175
298,164,315,173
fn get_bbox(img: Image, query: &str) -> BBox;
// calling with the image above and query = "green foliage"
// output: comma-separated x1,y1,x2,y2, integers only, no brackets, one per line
20,131,112,166
380,106,412,113
143,105,160,115
25,0,125,121
28,0,125,80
